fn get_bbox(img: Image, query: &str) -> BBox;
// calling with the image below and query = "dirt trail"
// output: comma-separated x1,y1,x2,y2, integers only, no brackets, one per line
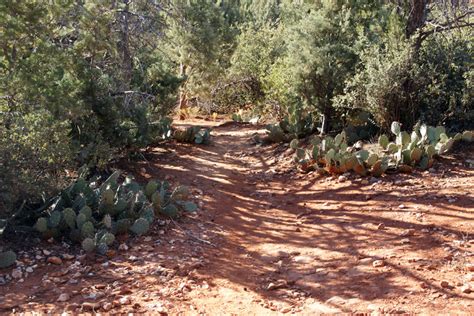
1,119,473,314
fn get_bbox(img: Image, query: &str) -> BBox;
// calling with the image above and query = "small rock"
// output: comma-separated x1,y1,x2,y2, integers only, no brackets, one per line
25,267,33,273
460,284,472,294
464,274,474,282
11,269,22,279
400,229,415,237
466,263,474,272
63,254,75,260
102,302,113,311
420,282,429,289
325,296,346,305
399,204,406,209
57,293,70,302
361,179,369,185
119,296,131,305
82,302,101,311
280,306,292,313
266,280,287,291
373,260,385,268
47,256,63,265
42,250,51,256
338,175,347,182
440,280,450,288
377,223,385,230
118,243,129,251
293,255,313,264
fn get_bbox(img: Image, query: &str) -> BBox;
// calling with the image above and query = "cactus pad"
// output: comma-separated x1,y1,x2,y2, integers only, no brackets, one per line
0,250,17,268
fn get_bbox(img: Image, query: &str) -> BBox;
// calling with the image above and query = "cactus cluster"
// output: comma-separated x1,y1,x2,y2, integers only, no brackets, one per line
174,126,211,144
293,121,473,176
33,171,197,253
293,131,389,176
381,122,460,171
265,105,317,143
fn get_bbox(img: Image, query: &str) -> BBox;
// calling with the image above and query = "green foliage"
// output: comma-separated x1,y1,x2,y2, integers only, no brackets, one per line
0,2,181,215
32,172,197,253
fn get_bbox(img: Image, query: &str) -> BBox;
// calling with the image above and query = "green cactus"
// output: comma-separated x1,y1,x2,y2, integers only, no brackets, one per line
410,147,423,163
145,180,158,199
113,219,132,234
387,143,398,153
344,155,358,170
366,153,378,167
71,178,87,195
100,232,115,246
81,221,95,239
462,131,473,142
334,132,344,147
82,238,96,252
371,160,384,177
113,198,128,213
62,208,76,229
290,139,299,150
426,145,436,158
76,213,87,229
48,210,62,228
312,146,319,160
355,150,369,162
0,250,17,268
130,218,150,236
391,121,401,135
161,204,179,218
80,206,92,219
35,217,48,233
151,191,162,209
101,189,115,206
401,149,412,164
103,214,112,229
396,131,410,148
419,155,430,170
378,134,389,149
183,201,198,212
140,206,155,224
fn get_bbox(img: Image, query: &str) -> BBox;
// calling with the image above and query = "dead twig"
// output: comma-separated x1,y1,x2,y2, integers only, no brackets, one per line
170,218,216,247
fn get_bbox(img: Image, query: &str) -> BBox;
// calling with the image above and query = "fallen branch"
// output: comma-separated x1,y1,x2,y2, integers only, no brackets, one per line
170,218,216,247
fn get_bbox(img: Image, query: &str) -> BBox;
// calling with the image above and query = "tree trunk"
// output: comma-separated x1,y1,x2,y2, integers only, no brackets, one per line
406,0,430,38
179,63,188,120
119,0,132,91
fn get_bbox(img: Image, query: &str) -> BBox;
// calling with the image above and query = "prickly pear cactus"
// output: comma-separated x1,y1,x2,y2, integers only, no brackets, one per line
82,238,95,252
130,218,150,236
0,250,17,268
31,171,197,254
35,217,48,233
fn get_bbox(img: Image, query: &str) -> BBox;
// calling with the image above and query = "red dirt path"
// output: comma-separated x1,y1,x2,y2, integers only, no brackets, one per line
1,119,473,314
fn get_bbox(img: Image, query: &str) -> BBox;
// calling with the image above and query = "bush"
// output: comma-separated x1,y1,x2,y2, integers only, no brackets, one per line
414,34,473,131
0,111,74,212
